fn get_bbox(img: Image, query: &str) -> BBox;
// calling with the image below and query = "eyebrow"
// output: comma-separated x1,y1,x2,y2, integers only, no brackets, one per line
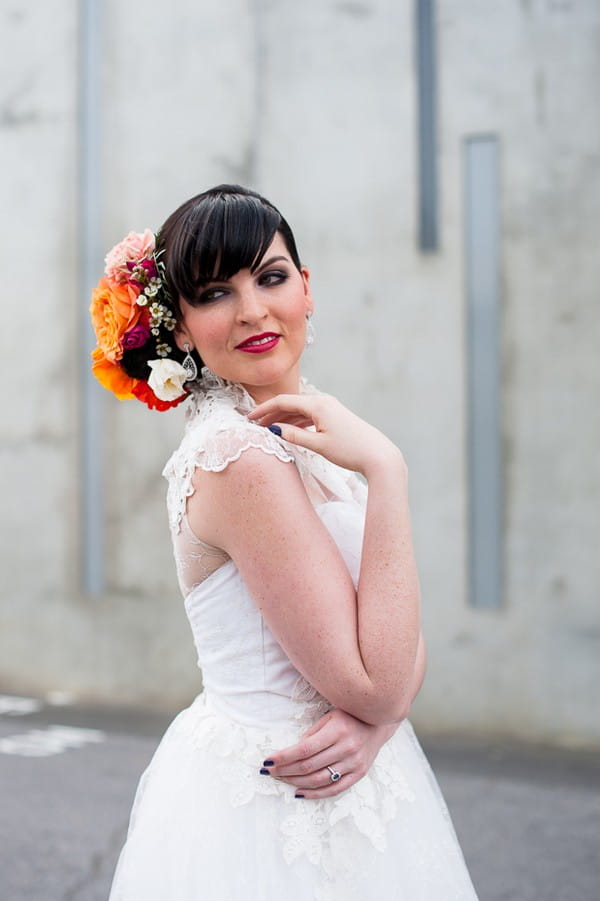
197,255,290,289
253,255,289,273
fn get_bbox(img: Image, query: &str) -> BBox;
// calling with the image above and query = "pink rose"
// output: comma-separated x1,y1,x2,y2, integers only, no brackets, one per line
121,322,151,350
104,230,156,283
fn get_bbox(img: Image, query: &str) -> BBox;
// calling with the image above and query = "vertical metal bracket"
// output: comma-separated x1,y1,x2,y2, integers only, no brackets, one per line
416,0,439,251
79,0,105,595
464,135,503,608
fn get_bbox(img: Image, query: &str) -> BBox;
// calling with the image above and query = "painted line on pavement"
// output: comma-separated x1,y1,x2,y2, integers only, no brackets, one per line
0,725,106,757
0,695,43,716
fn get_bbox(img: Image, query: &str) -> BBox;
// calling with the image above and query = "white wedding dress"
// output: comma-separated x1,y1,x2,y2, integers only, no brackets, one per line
109,370,479,900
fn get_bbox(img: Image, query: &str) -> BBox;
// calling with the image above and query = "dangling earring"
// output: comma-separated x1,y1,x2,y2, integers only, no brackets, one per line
182,343,199,381
305,313,315,347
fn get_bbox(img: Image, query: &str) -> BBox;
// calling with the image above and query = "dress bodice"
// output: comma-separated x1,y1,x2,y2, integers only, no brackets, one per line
162,369,367,728
182,500,365,728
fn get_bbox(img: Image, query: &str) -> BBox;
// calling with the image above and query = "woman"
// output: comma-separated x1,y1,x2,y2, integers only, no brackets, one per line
91,184,478,899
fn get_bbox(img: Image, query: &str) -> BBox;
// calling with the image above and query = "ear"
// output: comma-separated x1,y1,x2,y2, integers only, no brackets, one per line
300,266,314,315
173,319,193,353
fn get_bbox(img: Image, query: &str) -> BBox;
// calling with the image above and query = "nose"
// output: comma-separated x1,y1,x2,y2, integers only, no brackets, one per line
235,284,269,325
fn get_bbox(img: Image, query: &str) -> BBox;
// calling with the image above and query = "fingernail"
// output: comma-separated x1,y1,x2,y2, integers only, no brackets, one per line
259,768,270,775
295,793,305,799
262,759,274,766
267,425,282,437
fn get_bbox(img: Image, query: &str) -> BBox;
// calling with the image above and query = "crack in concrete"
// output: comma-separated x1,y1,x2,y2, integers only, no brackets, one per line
61,821,126,901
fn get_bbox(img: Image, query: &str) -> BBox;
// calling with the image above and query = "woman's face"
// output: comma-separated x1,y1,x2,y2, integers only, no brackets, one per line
175,232,313,403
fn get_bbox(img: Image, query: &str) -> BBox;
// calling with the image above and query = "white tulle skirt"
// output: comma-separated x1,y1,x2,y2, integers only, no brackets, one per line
109,693,478,900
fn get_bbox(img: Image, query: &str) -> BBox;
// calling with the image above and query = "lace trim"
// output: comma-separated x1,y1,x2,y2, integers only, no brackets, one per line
173,515,230,595
290,674,332,726
163,368,295,534
186,366,256,418
166,432,295,534
172,694,416,881
163,366,366,535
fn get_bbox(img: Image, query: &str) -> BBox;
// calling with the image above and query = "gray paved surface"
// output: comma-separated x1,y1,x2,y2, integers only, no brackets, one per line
0,695,598,900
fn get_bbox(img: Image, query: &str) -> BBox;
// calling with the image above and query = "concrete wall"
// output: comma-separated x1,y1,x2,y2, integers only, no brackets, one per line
1,0,598,746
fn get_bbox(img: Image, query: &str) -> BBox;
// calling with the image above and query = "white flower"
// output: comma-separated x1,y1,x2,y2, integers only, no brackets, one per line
147,358,187,401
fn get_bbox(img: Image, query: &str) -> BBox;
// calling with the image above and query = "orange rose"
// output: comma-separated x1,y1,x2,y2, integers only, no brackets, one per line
90,277,143,362
91,347,138,400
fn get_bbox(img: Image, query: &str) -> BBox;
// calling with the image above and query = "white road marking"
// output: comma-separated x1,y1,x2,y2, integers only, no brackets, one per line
0,695,43,716
0,725,106,757
46,690,75,706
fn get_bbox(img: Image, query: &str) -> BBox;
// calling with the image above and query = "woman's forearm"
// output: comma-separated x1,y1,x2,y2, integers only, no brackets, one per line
354,451,422,723
363,631,427,749
247,394,423,725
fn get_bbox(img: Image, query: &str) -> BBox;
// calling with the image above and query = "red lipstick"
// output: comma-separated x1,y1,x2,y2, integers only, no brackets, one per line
236,332,280,354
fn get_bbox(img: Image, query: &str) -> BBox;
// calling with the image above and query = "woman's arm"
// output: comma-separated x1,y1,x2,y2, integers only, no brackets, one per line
264,631,426,799
188,393,420,726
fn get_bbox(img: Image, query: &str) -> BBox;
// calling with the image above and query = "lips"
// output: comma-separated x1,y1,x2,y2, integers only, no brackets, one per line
236,332,281,353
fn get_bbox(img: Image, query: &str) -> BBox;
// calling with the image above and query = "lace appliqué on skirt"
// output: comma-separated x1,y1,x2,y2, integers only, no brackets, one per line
171,693,416,892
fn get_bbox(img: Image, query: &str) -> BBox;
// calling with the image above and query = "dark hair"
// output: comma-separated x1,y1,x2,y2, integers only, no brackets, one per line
120,184,301,382
158,184,302,304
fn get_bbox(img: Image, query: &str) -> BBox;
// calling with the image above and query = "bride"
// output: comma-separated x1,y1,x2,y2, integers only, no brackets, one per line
90,184,479,899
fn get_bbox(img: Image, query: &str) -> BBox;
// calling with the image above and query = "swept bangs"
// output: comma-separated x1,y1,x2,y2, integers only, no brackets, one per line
160,187,300,307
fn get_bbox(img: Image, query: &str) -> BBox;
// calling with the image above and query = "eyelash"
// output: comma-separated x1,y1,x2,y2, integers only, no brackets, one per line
196,270,289,304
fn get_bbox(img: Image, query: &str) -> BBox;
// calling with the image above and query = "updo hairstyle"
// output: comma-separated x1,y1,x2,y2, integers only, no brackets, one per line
120,184,302,382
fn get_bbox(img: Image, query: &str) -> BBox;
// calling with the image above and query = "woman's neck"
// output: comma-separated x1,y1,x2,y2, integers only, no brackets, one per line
241,365,302,405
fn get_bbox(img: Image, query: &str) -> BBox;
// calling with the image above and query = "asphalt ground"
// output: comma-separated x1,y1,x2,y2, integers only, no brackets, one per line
0,693,598,901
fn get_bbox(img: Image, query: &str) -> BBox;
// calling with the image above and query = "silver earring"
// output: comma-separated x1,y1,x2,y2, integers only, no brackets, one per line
305,313,315,347
182,343,198,381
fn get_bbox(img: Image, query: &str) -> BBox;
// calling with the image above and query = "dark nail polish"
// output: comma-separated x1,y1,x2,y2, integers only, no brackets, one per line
295,793,305,799
262,759,275,767
267,425,282,437
259,768,270,775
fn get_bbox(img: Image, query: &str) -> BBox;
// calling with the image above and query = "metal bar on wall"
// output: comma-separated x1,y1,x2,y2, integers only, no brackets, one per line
79,0,105,594
464,135,503,608
416,0,438,251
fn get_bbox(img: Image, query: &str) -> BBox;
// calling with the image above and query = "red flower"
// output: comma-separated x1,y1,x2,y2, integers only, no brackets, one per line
121,322,151,350
132,380,189,411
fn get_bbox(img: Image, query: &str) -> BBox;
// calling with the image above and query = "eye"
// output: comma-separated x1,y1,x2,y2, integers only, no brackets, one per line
259,269,288,287
197,286,229,304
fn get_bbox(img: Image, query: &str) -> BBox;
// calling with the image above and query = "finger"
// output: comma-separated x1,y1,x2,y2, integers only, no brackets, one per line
274,747,344,779
263,712,343,770
273,754,347,788
281,416,315,429
269,731,357,780
263,417,315,431
266,423,324,453
274,770,330,789
262,728,335,771
252,410,314,429
273,736,357,778
295,771,362,800
300,712,334,739
248,394,319,422
285,762,347,789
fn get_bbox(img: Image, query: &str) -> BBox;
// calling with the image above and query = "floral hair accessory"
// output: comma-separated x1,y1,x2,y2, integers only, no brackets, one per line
147,358,188,402
89,229,192,411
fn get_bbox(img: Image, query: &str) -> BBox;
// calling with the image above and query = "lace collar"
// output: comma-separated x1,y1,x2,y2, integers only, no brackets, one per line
186,368,254,419
186,367,312,421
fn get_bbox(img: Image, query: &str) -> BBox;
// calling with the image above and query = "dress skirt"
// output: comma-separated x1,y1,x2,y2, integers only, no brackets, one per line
109,692,479,901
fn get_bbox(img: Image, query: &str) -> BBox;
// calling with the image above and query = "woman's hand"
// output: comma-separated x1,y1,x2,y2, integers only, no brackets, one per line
260,709,399,799
248,393,404,479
